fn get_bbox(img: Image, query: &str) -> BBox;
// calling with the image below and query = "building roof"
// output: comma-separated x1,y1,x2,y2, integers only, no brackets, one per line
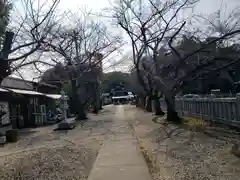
0,87,9,92
36,82,58,88
0,86,63,99
8,88,44,96
1,77,33,90
45,94,62,99
1,77,58,90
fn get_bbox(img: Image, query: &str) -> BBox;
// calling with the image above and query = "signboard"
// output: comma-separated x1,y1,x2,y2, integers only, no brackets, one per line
0,101,10,125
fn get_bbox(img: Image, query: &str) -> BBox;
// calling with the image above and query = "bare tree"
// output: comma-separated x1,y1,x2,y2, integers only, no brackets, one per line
138,56,154,112
0,0,59,83
112,0,194,118
111,0,153,112
112,0,240,122
40,11,122,119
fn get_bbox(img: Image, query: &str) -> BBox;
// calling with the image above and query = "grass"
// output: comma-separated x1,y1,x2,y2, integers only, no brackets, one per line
182,116,212,132
128,122,159,177
151,113,213,132
138,138,158,175
152,116,166,124
183,116,204,125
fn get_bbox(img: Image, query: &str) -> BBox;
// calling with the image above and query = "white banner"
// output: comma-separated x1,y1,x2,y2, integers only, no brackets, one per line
0,101,10,125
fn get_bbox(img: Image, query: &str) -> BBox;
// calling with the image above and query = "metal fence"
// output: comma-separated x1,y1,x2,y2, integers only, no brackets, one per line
159,95,240,128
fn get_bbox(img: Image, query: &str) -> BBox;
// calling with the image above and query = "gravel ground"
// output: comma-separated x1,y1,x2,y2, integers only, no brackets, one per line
124,106,240,180
0,110,114,180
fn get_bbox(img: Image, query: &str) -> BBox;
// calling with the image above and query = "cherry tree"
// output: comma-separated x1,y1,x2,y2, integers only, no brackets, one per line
0,0,59,83
40,11,122,119
112,0,240,122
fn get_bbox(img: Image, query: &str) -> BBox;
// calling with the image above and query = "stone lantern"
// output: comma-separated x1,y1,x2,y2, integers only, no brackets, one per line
57,90,75,130
60,90,68,122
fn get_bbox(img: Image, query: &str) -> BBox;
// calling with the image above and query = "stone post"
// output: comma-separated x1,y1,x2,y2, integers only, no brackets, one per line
236,93,240,122
57,90,75,130
60,90,68,122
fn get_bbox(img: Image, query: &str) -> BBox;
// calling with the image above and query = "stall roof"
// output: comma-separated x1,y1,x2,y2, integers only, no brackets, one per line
112,96,129,99
8,88,44,96
45,94,62,99
0,87,9,92
0,86,65,99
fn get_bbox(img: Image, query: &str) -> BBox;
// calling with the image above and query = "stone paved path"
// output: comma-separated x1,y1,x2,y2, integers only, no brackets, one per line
88,105,152,180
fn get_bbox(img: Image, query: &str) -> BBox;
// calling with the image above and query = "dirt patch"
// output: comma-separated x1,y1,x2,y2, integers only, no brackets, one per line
126,107,240,180
0,112,113,180
0,142,100,180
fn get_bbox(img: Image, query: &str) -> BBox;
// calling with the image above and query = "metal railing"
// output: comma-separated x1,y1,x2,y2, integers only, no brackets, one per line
160,95,240,128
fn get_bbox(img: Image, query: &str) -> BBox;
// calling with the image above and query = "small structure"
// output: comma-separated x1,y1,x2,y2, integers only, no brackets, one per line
2,77,59,93
0,77,64,136
110,86,130,104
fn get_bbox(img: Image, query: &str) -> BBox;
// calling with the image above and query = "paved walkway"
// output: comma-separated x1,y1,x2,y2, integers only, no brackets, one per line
88,105,152,180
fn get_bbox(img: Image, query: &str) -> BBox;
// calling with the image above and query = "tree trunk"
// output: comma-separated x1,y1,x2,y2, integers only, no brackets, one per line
135,97,139,107
0,64,10,85
145,96,152,112
99,99,103,110
92,83,100,114
92,94,99,114
71,78,88,120
137,96,145,108
0,32,14,84
70,78,78,114
141,96,145,108
0,76,4,85
76,103,87,120
154,97,165,116
165,92,181,123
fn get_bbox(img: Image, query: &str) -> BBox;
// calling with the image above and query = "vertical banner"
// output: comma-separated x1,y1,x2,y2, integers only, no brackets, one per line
0,101,10,125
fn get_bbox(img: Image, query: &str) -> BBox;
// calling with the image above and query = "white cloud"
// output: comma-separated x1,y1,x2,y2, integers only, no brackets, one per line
57,0,110,12
10,0,240,80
